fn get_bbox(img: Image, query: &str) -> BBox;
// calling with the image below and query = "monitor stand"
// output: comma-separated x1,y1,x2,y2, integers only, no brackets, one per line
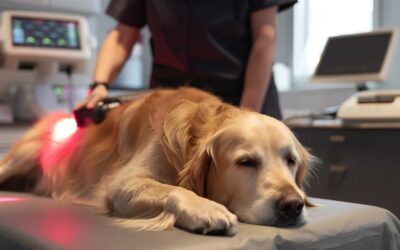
356,82,368,92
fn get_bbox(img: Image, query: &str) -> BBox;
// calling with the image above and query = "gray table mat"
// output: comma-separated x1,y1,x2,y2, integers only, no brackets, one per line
0,192,399,250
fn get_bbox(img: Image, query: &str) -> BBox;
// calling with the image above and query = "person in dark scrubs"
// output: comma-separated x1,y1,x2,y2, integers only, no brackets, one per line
75,0,297,120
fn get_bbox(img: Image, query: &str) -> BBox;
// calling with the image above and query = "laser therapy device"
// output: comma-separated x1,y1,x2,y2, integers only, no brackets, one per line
73,93,147,128
0,10,95,122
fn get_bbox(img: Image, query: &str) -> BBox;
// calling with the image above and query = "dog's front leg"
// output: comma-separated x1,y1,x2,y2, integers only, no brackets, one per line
106,176,238,235
166,185,238,235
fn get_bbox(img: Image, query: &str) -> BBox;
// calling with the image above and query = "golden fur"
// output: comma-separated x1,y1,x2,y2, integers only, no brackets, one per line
0,87,314,235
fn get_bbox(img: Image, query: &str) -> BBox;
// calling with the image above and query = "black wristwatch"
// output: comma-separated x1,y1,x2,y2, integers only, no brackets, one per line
89,82,110,91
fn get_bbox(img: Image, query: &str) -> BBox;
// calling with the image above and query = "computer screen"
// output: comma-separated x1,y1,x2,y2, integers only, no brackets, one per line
12,16,81,50
311,29,398,83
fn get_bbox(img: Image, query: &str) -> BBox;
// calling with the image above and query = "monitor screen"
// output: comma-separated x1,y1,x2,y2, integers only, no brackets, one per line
316,33,391,75
11,16,81,50
311,30,397,83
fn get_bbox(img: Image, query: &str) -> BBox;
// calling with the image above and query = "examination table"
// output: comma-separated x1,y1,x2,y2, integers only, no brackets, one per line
0,192,399,250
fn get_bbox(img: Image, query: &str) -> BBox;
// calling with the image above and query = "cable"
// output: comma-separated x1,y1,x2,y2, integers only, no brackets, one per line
63,65,74,112
283,112,338,124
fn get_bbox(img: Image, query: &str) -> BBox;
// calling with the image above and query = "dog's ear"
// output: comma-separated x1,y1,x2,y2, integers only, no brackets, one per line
162,101,218,196
162,101,216,196
295,140,317,207
177,142,212,196
161,101,196,168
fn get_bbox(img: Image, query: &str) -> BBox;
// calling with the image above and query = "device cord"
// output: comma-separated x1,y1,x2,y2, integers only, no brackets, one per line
65,67,74,112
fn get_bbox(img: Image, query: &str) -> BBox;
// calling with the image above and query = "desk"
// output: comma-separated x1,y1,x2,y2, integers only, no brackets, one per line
288,118,400,218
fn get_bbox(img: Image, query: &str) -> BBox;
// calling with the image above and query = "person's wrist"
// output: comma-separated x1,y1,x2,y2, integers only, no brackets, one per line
89,81,110,92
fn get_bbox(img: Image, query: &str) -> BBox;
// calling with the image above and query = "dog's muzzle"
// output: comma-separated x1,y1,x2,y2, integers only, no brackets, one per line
273,195,304,227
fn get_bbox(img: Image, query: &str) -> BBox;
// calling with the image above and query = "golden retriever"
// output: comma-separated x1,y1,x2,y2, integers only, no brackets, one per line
0,87,313,235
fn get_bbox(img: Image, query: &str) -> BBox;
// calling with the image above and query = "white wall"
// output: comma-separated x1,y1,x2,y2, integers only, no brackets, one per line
379,0,400,89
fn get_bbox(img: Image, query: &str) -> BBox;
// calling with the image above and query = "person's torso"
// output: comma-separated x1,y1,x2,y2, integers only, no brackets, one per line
146,0,253,81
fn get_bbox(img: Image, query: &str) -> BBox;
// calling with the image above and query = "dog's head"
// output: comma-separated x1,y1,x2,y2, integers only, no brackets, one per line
207,112,314,227
173,105,314,227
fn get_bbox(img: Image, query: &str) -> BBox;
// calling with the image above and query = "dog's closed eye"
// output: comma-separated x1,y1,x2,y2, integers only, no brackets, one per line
281,147,298,169
236,156,260,169
286,158,297,167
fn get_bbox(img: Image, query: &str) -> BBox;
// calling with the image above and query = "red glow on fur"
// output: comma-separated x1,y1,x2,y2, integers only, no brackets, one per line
40,116,81,172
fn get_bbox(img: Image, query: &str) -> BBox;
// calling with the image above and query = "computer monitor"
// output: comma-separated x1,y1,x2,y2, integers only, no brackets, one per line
311,29,399,85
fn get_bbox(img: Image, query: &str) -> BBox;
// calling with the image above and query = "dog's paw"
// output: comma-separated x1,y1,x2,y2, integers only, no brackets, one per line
165,189,238,235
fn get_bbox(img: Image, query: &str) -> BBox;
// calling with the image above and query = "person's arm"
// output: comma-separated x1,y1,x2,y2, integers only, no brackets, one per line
240,6,278,112
74,23,140,109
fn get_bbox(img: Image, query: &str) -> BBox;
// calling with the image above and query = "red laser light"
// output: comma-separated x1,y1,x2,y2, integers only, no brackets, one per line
51,117,78,142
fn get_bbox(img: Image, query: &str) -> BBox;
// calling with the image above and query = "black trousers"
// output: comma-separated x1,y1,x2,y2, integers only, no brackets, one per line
150,64,282,120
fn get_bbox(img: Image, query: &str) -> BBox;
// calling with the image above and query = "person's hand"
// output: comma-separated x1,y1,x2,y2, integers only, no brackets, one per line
74,85,109,110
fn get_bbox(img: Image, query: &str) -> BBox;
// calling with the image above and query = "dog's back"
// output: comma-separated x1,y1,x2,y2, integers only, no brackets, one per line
0,87,222,202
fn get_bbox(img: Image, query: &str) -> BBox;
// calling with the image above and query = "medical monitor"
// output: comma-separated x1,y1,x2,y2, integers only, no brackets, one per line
1,11,91,73
311,29,398,84
11,16,81,50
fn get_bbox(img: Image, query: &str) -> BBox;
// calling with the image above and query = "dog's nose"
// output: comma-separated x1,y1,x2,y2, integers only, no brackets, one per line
276,196,304,219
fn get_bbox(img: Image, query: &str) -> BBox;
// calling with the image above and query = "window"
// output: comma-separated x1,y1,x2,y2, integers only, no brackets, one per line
292,0,374,88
